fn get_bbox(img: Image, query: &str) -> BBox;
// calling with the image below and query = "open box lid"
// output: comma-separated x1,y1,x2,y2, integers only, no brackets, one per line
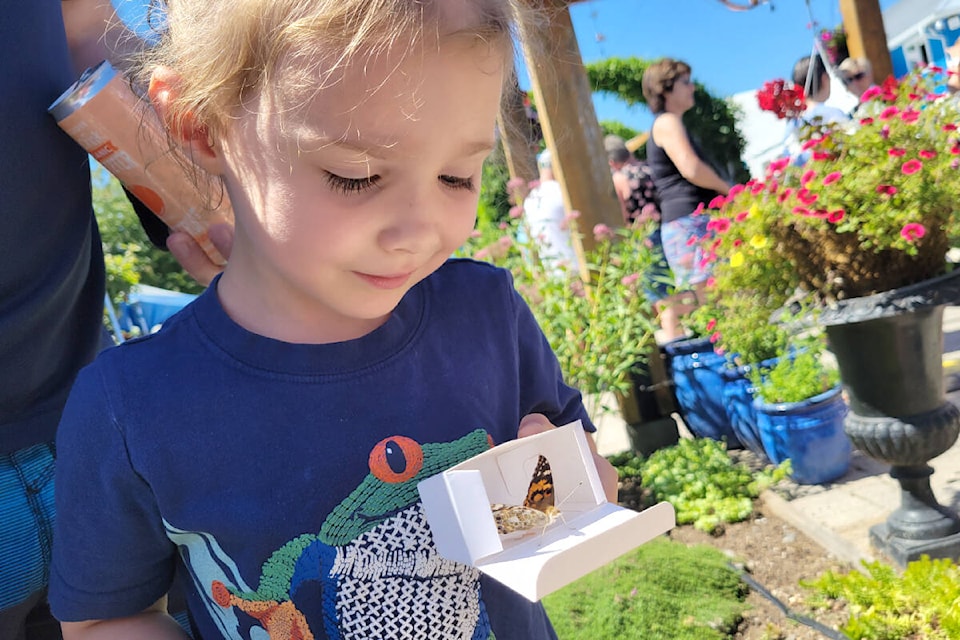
417,422,676,601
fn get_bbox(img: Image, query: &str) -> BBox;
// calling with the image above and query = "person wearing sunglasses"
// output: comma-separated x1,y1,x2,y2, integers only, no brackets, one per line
839,57,875,101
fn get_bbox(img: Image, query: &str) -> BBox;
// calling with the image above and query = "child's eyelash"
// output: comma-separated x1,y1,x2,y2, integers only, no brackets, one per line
324,172,475,194
440,175,475,192
325,172,380,194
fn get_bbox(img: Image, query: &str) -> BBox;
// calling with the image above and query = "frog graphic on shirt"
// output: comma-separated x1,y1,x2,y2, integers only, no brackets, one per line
200,428,494,640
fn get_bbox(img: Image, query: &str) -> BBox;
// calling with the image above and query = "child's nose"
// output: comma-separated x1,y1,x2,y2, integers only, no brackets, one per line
378,195,443,255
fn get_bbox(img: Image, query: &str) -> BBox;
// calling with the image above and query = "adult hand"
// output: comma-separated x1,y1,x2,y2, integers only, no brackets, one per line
167,222,234,287
517,413,619,503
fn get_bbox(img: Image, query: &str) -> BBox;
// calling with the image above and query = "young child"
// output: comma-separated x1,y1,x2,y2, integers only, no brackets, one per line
48,1,617,639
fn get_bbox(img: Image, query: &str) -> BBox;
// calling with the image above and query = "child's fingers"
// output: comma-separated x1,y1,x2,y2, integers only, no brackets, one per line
517,413,555,439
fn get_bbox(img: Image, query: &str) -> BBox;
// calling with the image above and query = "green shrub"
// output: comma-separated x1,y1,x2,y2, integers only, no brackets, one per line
803,555,960,639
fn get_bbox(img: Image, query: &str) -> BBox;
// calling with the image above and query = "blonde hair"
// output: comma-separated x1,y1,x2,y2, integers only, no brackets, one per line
140,0,522,137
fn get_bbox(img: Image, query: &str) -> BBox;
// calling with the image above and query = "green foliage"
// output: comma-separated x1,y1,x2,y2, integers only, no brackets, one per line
543,536,748,639
639,438,789,533
586,57,750,184
93,164,203,301
476,142,513,229
803,555,960,639
607,451,644,481
748,338,840,405
599,120,639,145
462,215,660,407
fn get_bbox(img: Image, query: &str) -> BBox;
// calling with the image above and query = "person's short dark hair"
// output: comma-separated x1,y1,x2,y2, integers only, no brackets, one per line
603,134,631,164
642,58,692,114
793,54,828,96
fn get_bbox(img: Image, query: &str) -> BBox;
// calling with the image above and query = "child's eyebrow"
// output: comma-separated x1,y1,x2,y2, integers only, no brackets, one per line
295,130,495,159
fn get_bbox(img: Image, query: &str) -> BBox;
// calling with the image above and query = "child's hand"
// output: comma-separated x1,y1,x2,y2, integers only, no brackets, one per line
517,414,619,504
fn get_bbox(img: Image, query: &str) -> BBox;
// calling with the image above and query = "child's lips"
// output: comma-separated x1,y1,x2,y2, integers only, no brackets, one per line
354,271,413,290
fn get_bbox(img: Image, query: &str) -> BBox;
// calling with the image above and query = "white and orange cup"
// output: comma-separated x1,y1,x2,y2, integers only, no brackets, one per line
50,60,232,265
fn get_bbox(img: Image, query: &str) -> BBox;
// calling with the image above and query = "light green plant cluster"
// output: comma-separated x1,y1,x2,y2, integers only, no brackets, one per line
748,337,840,404
803,555,960,639
639,438,789,533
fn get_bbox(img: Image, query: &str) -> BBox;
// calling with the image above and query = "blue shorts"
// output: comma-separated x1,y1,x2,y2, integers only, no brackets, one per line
0,443,56,633
643,228,674,303
661,214,713,289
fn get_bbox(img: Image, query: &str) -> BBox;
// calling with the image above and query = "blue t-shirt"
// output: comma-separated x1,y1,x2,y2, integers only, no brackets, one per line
50,259,591,640
0,0,105,453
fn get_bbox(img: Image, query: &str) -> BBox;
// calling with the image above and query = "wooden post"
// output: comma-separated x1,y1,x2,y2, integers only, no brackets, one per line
839,0,893,81
517,0,623,273
497,79,539,192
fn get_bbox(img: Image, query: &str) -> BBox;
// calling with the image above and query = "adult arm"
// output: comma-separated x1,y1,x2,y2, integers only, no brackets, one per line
652,113,730,196
61,0,233,285
62,598,190,640
610,171,632,224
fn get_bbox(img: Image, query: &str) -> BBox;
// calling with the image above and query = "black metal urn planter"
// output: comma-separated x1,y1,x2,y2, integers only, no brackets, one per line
819,268,960,566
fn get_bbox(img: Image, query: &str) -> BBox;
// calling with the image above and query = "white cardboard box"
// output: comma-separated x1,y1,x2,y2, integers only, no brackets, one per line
417,422,676,601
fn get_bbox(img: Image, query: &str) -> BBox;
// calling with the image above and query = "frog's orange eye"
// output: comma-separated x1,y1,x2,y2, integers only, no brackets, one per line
369,436,424,483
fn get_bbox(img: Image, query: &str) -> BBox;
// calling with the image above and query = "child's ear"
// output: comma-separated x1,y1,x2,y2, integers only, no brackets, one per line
148,66,224,176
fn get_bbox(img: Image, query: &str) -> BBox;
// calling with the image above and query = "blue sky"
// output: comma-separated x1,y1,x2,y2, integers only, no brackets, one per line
522,0,899,132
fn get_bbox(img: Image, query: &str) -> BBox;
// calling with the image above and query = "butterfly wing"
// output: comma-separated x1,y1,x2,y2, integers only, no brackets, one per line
523,454,556,512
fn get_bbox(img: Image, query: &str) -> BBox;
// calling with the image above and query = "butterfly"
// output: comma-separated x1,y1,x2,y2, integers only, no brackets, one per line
491,454,560,538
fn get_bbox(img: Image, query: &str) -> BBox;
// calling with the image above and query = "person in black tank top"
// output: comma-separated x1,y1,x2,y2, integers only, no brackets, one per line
641,57,731,330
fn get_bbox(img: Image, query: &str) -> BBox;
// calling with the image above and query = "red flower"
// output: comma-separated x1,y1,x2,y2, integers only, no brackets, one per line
827,209,845,223
919,150,937,159
812,151,833,161
880,106,901,120
706,318,717,332
801,170,816,185
822,172,842,185
888,148,907,157
707,218,731,233
875,184,898,196
900,109,920,123
796,189,818,205
860,117,875,125
902,159,923,175
756,79,807,119
708,194,727,209
900,223,926,242
777,188,793,203
943,124,958,132
861,86,883,101
735,210,749,222
792,206,811,216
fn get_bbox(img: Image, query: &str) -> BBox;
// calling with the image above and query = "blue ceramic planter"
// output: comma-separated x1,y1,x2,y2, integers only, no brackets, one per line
664,337,741,448
720,357,779,459
754,386,851,484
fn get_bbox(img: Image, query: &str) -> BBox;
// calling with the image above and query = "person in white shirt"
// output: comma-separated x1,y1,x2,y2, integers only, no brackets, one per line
522,149,579,273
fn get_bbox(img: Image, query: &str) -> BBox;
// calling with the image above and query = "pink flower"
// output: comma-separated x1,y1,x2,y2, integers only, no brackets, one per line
733,238,743,247
735,210,749,222
880,106,901,120
797,189,818,205
943,124,958,132
621,273,640,286
813,209,830,219
508,206,523,219
498,222,508,230
705,277,717,288
822,171,842,185
881,125,891,139
708,194,727,209
812,151,833,161
686,236,698,247
707,218,731,233
593,224,614,241
706,318,717,332
876,184,898,196
900,223,926,242
827,209,845,223
801,170,816,185
767,158,790,173
750,182,766,195
861,86,883,101
888,147,907,157
902,159,923,175
792,206,811,216
497,236,514,249
900,109,920,123
919,150,937,159
565,209,581,221
709,331,722,344
777,188,793,203
693,202,706,215
859,117,875,125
